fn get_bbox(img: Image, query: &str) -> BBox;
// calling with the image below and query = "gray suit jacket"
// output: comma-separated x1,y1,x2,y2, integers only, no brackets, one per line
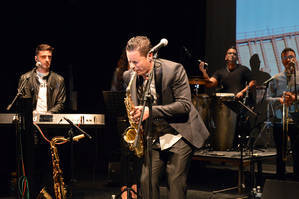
123,59,209,149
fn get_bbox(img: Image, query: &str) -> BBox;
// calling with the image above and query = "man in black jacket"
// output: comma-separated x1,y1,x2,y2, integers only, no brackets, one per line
123,36,209,199
18,43,66,113
17,44,66,198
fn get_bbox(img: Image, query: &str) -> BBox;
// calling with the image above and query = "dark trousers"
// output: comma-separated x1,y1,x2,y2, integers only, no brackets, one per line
140,138,193,199
273,123,299,181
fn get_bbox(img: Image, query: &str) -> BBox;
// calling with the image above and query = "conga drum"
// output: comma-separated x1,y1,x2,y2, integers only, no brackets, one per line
192,94,211,126
210,93,237,151
189,77,211,126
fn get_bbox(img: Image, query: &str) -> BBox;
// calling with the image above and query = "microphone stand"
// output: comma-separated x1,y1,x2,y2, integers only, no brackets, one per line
63,117,92,194
6,76,32,199
63,117,92,140
134,53,157,199
6,77,30,111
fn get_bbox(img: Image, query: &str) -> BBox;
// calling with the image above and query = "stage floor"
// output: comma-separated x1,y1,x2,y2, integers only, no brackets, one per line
1,148,296,199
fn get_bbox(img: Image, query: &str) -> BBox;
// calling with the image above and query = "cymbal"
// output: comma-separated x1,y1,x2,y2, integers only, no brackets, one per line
189,77,212,85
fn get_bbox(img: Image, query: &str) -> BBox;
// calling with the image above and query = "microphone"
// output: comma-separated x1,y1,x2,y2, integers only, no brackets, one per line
289,61,296,66
72,134,85,142
182,46,208,68
289,61,296,73
263,74,279,85
149,38,168,54
36,61,41,67
198,59,208,67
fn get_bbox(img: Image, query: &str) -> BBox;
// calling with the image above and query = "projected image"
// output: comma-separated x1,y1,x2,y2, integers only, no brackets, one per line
236,0,299,76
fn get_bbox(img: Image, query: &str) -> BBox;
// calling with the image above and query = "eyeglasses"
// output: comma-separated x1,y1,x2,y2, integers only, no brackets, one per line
282,55,295,60
227,52,237,55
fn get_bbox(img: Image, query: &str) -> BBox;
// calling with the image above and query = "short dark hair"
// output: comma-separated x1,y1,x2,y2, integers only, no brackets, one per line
126,36,152,57
225,46,238,61
35,44,54,55
281,47,296,58
227,46,237,53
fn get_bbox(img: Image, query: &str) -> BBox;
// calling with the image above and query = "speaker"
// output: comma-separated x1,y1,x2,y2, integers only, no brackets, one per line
262,179,299,199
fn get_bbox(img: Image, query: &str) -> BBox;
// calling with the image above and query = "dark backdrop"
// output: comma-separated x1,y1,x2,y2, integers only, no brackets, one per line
0,0,235,113
0,0,236,192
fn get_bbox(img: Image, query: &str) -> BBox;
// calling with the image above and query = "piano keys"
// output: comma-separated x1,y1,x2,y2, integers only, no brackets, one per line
0,113,105,126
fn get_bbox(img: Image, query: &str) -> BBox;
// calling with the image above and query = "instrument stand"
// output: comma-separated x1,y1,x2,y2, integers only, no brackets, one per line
67,127,75,197
63,117,92,198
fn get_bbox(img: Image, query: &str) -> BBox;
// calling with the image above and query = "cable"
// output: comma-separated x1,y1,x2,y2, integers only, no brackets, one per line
16,128,30,199
33,122,67,145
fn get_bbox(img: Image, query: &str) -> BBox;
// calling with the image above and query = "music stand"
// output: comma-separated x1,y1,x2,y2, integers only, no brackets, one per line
223,100,257,118
102,91,140,199
223,100,258,192
102,91,126,118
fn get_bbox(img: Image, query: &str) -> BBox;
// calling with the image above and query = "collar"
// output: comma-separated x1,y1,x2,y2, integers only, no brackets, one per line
226,63,238,72
36,69,50,80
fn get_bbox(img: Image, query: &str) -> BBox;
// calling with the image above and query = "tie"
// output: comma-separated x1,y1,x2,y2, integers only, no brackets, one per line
137,76,144,105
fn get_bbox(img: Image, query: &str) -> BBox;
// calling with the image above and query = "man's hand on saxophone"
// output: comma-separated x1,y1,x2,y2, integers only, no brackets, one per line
130,106,149,122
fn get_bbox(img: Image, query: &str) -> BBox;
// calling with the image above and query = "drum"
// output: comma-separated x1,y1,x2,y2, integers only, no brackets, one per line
192,94,211,126
210,93,237,151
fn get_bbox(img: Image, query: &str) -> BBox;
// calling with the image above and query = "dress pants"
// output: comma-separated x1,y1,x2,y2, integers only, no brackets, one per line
140,138,193,199
273,123,299,181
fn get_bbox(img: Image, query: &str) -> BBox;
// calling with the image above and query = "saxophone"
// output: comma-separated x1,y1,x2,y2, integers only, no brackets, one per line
50,137,68,199
123,71,144,158
37,135,83,199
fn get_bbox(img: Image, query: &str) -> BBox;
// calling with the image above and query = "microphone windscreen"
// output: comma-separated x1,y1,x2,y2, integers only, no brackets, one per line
36,62,41,67
161,38,168,46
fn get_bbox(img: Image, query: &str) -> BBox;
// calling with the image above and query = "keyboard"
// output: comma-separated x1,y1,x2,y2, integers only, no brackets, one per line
0,113,105,126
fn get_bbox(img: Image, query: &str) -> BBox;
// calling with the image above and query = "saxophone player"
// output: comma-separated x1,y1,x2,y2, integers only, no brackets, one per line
267,47,299,181
123,36,209,199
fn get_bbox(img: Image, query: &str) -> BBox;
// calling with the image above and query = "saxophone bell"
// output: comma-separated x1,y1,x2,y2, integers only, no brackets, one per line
123,127,137,144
